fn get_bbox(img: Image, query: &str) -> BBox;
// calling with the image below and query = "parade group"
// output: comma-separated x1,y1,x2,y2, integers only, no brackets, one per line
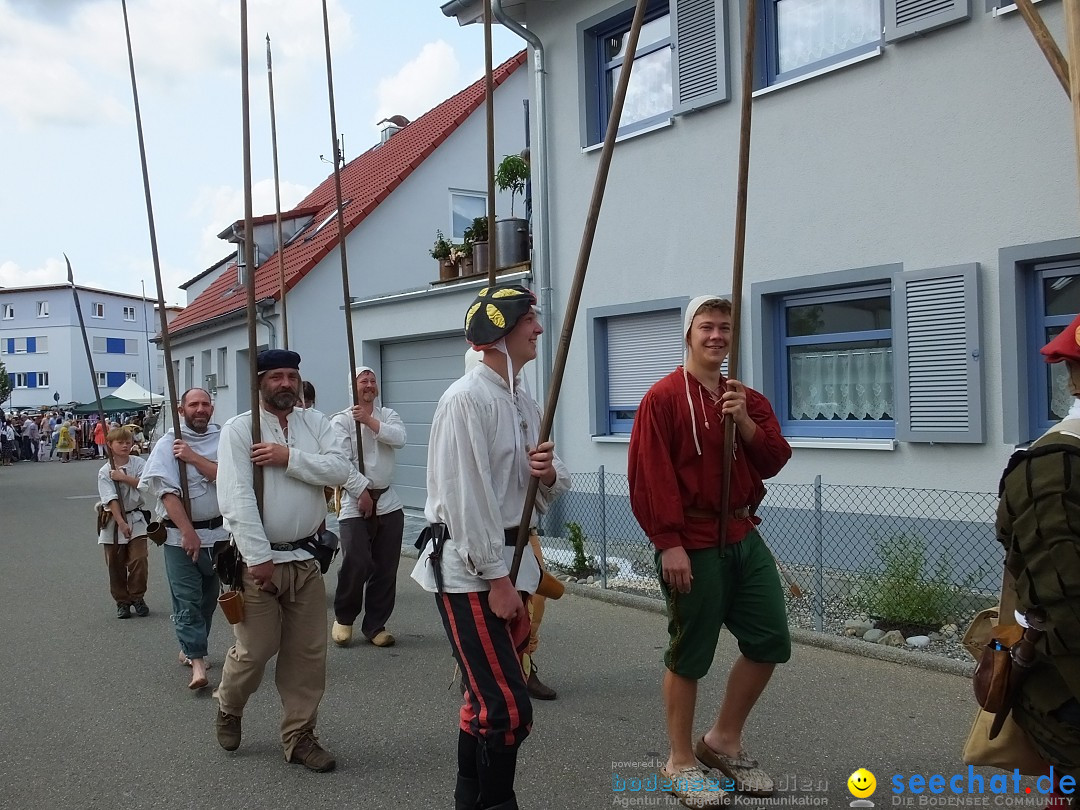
28,284,1076,809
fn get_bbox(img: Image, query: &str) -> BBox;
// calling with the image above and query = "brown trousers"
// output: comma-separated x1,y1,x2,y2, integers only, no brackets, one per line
102,537,148,603
216,559,327,758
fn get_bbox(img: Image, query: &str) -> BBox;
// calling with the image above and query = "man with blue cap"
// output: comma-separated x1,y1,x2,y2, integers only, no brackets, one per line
214,348,350,772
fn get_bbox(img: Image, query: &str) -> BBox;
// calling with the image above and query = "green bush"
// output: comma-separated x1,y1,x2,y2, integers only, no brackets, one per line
853,531,973,629
550,521,603,579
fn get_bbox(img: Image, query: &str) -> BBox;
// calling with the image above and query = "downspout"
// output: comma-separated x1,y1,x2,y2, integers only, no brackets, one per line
256,298,278,350
492,0,554,402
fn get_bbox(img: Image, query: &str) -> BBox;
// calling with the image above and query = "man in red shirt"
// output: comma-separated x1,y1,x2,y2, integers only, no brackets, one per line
629,296,792,808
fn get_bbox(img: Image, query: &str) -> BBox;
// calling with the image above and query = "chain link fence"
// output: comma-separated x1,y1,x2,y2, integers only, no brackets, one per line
537,468,1001,637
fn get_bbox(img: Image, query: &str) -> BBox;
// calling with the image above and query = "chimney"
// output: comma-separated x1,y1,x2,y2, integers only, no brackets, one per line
377,115,410,145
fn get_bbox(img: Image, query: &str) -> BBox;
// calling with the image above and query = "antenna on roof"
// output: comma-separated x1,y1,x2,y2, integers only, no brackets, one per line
319,134,345,166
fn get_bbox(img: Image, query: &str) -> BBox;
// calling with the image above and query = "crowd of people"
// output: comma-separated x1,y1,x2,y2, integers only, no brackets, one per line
0,409,149,465
34,282,1076,809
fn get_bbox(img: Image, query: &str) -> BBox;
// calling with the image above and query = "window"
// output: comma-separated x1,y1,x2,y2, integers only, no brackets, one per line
123,306,136,321
125,339,139,355
13,373,27,388
1030,261,1080,436
126,372,138,382
450,191,486,240
588,298,689,434
96,372,107,387
36,372,49,388
185,357,195,389
3,304,13,319
580,0,729,147
36,301,49,318
93,336,107,353
92,302,104,318
106,371,126,388
776,287,894,438
217,348,228,386
757,0,881,87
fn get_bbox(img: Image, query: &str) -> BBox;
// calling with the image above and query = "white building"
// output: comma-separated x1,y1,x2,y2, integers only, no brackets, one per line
0,283,160,410
167,51,530,507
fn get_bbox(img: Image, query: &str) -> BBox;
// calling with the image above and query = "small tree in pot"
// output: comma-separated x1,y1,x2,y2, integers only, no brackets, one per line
430,229,457,281
495,154,529,218
494,153,530,266
464,216,490,276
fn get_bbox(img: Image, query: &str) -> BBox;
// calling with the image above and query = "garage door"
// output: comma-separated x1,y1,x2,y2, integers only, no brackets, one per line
380,335,468,509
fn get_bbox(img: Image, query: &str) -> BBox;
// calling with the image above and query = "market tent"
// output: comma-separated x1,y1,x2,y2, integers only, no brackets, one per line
70,395,143,415
111,379,160,406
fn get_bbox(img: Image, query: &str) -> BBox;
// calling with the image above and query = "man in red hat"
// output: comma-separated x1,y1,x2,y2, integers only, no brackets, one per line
995,313,1080,796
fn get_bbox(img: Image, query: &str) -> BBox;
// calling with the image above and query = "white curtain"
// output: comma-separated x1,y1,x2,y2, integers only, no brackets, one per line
789,347,893,421
777,0,881,75
1050,362,1073,421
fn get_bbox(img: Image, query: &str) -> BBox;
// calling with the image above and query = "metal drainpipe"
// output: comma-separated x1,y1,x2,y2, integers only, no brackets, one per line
256,300,277,350
492,0,554,402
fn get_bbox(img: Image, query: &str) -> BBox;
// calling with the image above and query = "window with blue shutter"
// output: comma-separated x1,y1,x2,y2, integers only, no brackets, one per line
4,339,12,354
25,337,35,354
892,264,983,443
26,373,36,389
106,338,126,354
106,371,127,388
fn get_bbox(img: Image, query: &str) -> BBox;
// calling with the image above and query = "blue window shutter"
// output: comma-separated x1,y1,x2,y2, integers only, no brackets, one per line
106,371,126,388
26,337,35,354
672,0,729,115
26,374,36,389
893,263,983,443
5,339,12,354
7,373,14,387
885,0,970,43
106,337,125,354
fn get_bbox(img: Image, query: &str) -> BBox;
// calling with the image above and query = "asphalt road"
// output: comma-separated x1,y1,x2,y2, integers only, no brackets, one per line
0,458,1036,810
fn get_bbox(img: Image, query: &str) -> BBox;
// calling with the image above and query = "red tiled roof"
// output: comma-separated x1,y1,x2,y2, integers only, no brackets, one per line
168,50,527,335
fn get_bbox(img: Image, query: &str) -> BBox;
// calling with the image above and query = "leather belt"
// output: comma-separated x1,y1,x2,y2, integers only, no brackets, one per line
165,516,224,531
503,527,537,546
685,506,751,521
270,535,315,552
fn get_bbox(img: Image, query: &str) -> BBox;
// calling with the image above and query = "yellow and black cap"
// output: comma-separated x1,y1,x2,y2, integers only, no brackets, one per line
464,284,537,348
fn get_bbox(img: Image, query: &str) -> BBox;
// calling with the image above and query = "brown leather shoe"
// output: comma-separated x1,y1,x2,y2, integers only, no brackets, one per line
526,663,557,700
215,710,241,751
290,731,336,772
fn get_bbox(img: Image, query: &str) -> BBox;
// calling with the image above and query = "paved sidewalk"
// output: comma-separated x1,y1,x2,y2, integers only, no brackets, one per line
0,461,1033,810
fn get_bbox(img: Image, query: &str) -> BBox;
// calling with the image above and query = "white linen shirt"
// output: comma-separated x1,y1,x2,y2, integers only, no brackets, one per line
97,455,148,544
216,406,350,567
330,405,407,520
138,424,227,549
411,363,570,594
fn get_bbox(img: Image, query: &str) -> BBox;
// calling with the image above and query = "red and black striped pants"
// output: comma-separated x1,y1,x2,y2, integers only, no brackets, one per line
437,591,533,748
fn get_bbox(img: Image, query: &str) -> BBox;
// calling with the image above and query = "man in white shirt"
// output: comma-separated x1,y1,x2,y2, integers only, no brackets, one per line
412,284,570,810
138,388,226,690
214,349,350,772
330,367,407,648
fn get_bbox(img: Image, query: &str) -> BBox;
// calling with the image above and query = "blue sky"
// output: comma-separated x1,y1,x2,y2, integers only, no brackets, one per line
0,0,520,304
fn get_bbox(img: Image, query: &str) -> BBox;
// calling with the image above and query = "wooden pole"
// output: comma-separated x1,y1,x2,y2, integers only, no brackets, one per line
509,0,650,582
240,0,264,508
484,0,498,284
320,0,365,474
1065,0,1080,186
267,34,290,349
120,0,190,512
1015,0,1071,96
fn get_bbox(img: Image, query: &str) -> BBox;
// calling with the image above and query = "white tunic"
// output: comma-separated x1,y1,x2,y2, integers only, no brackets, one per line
138,424,227,549
329,405,407,520
411,363,570,594
97,455,148,544
216,406,350,567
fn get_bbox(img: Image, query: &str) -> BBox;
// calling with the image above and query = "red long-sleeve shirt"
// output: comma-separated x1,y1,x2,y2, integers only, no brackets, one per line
628,368,791,551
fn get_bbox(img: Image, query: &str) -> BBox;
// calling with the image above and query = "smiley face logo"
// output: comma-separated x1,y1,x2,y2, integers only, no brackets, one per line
847,768,876,798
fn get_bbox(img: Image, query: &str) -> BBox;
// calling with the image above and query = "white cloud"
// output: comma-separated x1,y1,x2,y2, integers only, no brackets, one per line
190,178,311,270
374,40,463,126
0,258,67,287
0,0,351,129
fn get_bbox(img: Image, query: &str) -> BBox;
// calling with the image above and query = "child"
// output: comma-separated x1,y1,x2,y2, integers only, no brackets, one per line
97,427,150,619
56,421,75,463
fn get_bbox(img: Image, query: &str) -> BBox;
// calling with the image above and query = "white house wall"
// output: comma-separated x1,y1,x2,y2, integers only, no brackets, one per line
518,0,1078,493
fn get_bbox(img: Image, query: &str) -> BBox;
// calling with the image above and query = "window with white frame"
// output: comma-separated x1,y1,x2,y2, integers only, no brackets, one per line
13,373,27,388
36,372,49,387
123,306,136,321
96,371,107,387
92,302,105,318
3,304,13,319
579,0,729,147
217,347,228,385
126,372,138,382
37,301,49,318
450,191,486,240
777,287,894,438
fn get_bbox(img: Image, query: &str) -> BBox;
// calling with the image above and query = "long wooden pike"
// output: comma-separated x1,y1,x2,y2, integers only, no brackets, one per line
240,0,264,507
509,0,650,582
120,0,190,512
484,0,498,283
66,255,122,544
319,0,364,474
1014,0,1070,97
266,34,290,349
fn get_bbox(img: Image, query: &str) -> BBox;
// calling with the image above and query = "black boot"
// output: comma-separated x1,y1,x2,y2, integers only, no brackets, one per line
454,774,480,810
480,795,519,810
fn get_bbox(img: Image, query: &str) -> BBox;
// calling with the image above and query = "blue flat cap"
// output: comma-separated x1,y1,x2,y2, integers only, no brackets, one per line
257,349,301,373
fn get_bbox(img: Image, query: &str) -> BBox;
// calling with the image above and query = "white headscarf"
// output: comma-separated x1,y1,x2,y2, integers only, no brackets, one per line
682,294,725,456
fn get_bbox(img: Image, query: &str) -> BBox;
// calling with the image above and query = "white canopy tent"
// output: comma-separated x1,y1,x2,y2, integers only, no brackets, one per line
111,379,165,407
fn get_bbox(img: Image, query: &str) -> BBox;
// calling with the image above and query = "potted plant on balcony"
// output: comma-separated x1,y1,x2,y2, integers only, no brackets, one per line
452,242,472,278
430,229,457,281
464,216,490,276
494,153,530,268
